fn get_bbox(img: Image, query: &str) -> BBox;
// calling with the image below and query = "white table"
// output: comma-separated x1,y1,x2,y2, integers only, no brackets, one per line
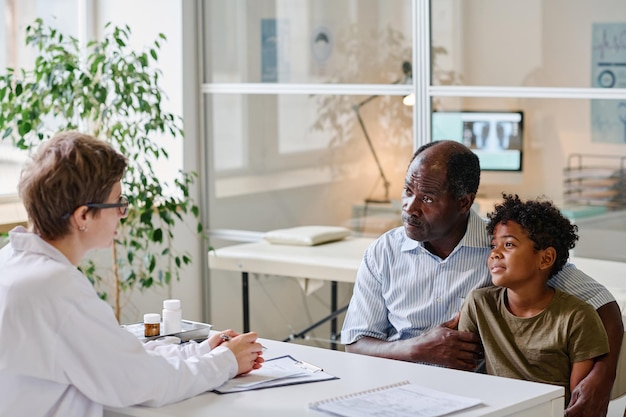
208,237,373,343
104,336,564,417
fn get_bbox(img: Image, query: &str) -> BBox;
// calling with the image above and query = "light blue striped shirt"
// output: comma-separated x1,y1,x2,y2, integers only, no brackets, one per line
341,210,615,345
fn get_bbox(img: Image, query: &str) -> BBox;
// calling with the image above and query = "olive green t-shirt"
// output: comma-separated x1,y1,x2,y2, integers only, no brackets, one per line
459,286,609,403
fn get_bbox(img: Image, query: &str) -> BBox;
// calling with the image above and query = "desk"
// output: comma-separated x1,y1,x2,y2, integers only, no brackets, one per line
208,237,373,345
104,336,564,417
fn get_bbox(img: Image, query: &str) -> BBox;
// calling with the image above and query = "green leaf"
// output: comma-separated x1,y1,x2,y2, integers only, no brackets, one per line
17,120,32,136
147,255,156,272
16,138,27,150
2,127,12,139
152,228,163,243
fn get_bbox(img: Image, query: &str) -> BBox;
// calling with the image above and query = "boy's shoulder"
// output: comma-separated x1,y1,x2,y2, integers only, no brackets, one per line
552,288,597,311
471,285,502,297
466,285,503,304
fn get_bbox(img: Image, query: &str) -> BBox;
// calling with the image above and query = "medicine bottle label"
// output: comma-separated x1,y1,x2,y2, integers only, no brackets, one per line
144,323,160,337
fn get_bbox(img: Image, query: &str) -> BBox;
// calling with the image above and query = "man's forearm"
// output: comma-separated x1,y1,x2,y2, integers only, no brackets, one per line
345,337,415,362
345,320,483,371
595,301,623,383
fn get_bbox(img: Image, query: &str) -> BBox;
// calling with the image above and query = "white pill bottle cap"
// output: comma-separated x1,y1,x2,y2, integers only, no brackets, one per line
163,299,181,310
143,313,161,324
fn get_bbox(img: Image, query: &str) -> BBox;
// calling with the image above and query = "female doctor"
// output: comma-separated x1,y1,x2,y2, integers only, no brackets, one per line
0,131,264,417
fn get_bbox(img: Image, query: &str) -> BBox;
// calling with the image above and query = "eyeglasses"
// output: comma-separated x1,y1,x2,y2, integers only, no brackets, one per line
62,195,129,219
86,195,129,218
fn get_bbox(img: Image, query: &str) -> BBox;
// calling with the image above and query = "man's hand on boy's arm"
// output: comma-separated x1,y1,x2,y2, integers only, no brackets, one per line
346,314,483,371
565,301,623,417
569,359,594,394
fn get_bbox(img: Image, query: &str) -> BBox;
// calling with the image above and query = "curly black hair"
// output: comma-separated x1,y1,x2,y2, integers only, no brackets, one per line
486,194,579,278
411,140,480,199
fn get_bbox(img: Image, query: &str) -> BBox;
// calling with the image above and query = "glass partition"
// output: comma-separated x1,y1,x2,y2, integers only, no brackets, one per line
208,93,412,206
431,0,626,88
205,0,412,84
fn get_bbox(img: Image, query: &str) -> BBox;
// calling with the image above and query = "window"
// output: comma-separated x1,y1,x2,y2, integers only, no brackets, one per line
0,0,184,199
0,0,79,198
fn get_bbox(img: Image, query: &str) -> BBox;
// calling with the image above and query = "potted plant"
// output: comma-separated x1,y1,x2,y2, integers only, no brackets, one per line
0,19,202,321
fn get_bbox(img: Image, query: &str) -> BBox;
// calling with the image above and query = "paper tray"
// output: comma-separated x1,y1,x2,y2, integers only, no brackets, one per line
122,320,212,343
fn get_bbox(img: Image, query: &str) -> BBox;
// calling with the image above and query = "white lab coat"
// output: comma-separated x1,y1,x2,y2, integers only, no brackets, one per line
0,227,238,417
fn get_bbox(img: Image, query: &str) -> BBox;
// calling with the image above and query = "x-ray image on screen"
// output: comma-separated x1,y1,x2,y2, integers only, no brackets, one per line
432,111,523,172
465,119,521,151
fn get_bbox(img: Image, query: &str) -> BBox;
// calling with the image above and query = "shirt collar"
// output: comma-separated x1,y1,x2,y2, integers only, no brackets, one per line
461,209,491,249
8,226,74,266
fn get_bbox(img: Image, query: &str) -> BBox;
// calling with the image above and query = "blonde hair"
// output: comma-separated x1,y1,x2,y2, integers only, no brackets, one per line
18,131,127,240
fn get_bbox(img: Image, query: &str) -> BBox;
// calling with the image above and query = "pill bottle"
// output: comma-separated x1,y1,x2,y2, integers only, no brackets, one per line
162,299,182,334
143,313,161,337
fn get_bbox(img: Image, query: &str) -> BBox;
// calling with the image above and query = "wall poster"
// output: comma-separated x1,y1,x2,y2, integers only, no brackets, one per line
261,18,290,82
591,23,626,144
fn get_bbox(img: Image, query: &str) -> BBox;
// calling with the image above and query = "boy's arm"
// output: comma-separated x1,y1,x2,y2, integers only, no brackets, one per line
458,294,479,333
570,359,594,393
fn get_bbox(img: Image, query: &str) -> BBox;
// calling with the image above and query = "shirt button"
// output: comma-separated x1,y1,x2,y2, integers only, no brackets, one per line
436,297,441,303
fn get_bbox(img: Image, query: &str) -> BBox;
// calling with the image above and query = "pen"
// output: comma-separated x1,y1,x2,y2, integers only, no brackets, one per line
294,360,323,373
220,333,268,350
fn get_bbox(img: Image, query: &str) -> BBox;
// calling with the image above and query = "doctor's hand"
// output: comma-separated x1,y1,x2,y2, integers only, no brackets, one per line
207,329,240,350
412,313,483,371
220,331,265,375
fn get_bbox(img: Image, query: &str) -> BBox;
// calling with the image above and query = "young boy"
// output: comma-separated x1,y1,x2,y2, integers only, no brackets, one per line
459,194,610,404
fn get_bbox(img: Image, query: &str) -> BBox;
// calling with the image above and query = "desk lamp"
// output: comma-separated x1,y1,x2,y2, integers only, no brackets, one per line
353,61,413,204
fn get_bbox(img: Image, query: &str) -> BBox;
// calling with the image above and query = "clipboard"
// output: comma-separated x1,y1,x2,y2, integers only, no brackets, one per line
214,355,338,394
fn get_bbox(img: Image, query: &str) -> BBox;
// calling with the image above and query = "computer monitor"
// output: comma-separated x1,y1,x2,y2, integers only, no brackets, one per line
431,111,524,172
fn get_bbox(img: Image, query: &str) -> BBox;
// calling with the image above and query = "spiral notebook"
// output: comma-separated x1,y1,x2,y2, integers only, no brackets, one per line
309,380,482,417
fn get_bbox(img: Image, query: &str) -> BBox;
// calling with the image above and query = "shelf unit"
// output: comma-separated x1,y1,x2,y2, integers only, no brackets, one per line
564,154,626,209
